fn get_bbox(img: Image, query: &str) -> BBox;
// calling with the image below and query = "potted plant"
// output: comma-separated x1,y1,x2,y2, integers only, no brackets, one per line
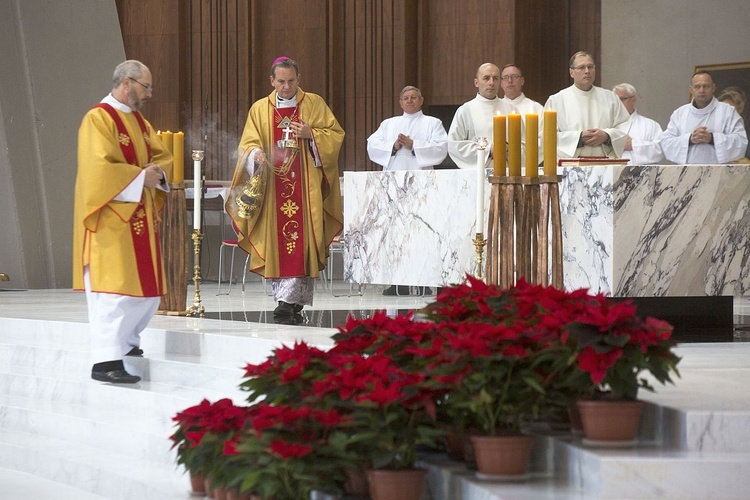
221,402,354,499
563,297,681,442
324,313,449,500
170,398,249,497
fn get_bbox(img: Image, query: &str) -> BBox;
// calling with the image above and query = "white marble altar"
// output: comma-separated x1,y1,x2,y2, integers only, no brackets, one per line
344,165,750,297
343,170,490,287
560,164,750,296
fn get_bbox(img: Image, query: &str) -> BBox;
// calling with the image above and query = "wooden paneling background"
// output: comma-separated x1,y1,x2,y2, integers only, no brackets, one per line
115,0,600,179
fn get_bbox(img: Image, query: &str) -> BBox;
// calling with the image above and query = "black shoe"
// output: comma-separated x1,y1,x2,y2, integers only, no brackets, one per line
292,303,304,313
92,369,141,384
126,347,144,357
274,313,304,325
274,301,296,316
382,285,410,296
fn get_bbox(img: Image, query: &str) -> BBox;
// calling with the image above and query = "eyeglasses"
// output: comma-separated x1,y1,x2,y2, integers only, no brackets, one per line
572,64,596,71
501,74,522,81
130,77,153,92
619,96,634,102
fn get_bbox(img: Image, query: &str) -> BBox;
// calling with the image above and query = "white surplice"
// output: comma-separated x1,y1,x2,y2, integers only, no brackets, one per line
544,85,631,159
367,110,448,171
623,111,664,165
660,97,748,164
448,94,515,169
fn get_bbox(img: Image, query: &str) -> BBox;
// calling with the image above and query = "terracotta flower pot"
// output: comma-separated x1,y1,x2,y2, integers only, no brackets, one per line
470,434,534,477
577,399,645,442
227,490,252,500
190,471,206,495
367,468,427,500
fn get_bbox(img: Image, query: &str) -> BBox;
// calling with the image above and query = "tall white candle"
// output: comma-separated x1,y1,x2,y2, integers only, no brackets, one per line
476,148,485,234
193,158,201,229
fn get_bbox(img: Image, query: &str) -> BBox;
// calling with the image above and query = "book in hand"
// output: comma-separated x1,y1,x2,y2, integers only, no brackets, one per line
557,156,629,166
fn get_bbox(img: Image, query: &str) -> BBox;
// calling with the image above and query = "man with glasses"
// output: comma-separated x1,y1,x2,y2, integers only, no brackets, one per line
501,64,544,166
501,64,543,119
612,83,664,165
660,71,747,164
73,60,172,383
449,63,514,169
544,51,631,160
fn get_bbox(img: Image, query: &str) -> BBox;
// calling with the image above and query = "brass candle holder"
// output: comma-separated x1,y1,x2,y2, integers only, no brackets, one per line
186,149,205,318
186,228,205,317
473,232,488,280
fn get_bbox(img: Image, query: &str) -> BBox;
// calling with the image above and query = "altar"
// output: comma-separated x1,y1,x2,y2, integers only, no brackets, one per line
342,165,750,297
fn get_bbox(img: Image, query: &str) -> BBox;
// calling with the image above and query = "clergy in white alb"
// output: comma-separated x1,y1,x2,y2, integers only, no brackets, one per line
544,52,631,160
660,72,748,164
449,63,515,169
612,83,664,165
367,86,448,171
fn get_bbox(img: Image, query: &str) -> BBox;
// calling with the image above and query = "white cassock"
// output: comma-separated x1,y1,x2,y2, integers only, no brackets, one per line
660,97,748,164
448,94,515,169
544,85,631,159
623,111,664,165
503,93,544,165
367,110,448,171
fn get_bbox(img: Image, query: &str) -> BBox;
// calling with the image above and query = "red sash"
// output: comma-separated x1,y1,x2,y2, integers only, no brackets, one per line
94,103,162,297
272,106,306,277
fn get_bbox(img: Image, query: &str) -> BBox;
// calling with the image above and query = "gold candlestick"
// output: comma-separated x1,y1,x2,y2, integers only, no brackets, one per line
473,232,487,280
186,228,205,317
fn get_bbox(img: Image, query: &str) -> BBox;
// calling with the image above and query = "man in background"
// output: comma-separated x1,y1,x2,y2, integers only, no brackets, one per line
367,86,447,295
661,71,748,164
544,51,631,159
448,63,514,169
612,83,664,164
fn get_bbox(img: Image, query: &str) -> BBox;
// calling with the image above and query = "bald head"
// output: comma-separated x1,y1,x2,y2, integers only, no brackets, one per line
474,63,501,99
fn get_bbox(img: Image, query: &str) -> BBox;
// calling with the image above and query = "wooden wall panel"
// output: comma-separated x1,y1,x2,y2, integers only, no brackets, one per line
116,0,600,175
569,0,601,86
514,0,571,104
426,0,515,105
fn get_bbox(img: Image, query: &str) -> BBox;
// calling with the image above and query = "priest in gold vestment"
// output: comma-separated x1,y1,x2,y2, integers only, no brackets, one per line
73,60,172,383
227,57,344,320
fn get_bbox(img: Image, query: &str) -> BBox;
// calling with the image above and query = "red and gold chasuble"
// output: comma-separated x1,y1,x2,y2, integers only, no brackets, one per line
271,107,306,277
92,104,164,297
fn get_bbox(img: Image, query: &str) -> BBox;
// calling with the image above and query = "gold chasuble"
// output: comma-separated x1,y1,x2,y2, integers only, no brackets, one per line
227,89,344,279
72,103,172,297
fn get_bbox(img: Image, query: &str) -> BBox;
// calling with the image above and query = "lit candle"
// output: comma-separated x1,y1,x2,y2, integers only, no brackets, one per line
508,114,522,176
193,154,201,230
525,114,539,178
476,144,485,234
543,110,558,175
493,115,506,176
173,131,184,184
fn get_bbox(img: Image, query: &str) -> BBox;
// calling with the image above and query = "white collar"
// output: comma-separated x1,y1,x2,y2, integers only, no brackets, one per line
102,93,132,113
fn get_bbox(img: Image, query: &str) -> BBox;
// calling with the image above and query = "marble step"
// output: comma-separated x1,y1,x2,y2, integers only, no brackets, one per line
0,427,189,500
0,467,110,500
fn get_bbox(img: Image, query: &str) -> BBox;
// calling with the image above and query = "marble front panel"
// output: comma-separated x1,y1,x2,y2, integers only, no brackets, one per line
345,165,750,296
343,170,489,287
561,164,750,296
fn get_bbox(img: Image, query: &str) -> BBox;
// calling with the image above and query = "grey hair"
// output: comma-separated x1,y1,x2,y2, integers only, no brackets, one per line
399,86,422,99
612,83,637,97
113,60,147,88
569,51,593,68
